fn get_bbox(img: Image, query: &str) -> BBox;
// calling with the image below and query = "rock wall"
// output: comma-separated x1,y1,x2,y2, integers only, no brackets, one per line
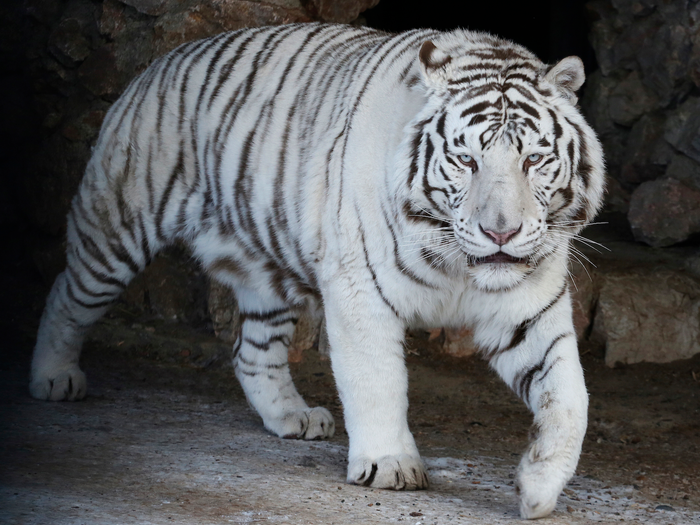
582,0,700,247
591,267,700,366
570,253,700,367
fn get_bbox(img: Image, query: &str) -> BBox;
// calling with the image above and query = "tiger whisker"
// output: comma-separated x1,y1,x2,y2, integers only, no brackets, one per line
550,230,608,256
561,261,579,292
572,236,610,252
568,252,593,282
399,237,455,252
402,228,454,239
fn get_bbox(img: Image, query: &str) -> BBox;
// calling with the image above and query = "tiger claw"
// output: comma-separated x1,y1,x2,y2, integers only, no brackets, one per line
347,455,428,490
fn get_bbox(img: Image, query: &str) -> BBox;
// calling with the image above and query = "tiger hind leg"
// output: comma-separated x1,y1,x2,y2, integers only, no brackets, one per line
232,287,335,440
30,195,151,401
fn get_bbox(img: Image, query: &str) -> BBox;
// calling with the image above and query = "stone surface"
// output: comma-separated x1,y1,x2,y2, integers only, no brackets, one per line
665,153,700,192
207,280,240,344
602,177,631,214
580,70,620,136
612,15,660,73
668,103,700,165
78,44,128,98
442,327,479,358
662,96,700,152
583,0,700,239
627,178,700,247
121,247,209,324
48,17,92,65
568,258,597,342
207,280,323,362
619,112,668,185
637,23,692,105
152,0,314,56
46,0,101,68
119,0,170,16
579,70,629,177
610,0,655,19
306,0,380,23
689,18,700,88
99,0,129,38
288,309,323,363
608,70,658,127
585,4,617,77
686,253,700,279
591,269,700,366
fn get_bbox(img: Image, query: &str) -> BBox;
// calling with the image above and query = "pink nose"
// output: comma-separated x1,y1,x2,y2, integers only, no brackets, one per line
480,224,522,246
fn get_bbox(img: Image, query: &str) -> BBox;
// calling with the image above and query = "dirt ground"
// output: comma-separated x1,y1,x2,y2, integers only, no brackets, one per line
1,228,699,524
1,305,699,523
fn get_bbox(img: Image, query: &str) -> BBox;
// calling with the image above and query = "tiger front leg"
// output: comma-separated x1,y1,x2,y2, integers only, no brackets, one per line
323,281,428,491
487,293,588,519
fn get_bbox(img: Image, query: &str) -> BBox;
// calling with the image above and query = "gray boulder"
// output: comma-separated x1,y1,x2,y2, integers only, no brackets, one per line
628,178,700,247
592,269,700,366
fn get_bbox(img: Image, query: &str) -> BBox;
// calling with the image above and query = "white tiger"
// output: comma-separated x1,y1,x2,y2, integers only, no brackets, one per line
30,23,605,519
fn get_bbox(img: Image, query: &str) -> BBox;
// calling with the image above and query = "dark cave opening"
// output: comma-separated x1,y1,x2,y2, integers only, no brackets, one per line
363,0,596,72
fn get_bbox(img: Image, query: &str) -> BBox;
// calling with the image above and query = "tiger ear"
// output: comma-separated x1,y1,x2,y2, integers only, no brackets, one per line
545,56,585,102
419,41,452,88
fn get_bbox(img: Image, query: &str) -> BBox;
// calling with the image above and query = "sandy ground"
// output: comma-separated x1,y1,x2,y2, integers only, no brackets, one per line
1,309,699,525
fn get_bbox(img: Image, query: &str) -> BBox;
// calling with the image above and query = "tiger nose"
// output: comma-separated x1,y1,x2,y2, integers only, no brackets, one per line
480,224,522,246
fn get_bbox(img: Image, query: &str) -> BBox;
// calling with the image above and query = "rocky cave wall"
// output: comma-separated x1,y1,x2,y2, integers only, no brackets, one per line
583,0,700,247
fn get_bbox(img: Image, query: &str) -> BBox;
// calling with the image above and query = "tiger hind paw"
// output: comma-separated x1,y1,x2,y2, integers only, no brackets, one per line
266,407,335,440
29,366,87,401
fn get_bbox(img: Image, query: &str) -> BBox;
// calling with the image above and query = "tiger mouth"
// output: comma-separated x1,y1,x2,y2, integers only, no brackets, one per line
474,252,527,264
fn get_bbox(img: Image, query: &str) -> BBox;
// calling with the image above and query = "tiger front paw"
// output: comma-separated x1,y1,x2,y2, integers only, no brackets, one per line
515,446,572,519
347,454,429,490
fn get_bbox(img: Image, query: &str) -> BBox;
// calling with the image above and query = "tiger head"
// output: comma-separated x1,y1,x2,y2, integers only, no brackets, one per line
403,32,605,291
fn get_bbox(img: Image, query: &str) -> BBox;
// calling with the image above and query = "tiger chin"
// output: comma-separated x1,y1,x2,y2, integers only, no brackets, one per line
29,23,605,520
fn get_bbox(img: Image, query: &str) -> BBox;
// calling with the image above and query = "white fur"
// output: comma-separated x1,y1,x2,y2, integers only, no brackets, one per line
30,24,605,519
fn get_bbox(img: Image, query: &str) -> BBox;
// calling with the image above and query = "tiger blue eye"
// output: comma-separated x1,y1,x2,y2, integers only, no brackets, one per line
458,154,475,167
528,154,542,162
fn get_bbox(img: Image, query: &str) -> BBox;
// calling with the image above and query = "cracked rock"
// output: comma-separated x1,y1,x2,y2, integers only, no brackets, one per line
592,269,700,366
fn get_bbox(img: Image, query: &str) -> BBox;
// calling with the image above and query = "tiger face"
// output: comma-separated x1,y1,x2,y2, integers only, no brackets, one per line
406,37,605,291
